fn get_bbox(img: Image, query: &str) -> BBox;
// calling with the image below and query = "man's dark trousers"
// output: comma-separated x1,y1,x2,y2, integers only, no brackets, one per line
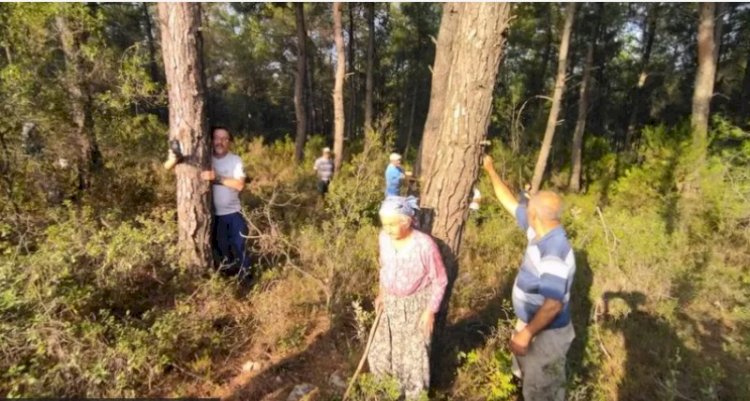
213,212,251,275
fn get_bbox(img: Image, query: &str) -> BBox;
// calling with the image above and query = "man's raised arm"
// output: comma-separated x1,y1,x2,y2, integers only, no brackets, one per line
482,155,519,217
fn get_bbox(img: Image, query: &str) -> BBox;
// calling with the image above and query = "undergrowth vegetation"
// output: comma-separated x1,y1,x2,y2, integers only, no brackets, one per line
1,117,749,400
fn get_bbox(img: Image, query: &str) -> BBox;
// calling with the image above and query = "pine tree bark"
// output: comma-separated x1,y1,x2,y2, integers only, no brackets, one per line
691,2,717,160
419,2,511,317
332,2,346,171
55,14,102,192
530,2,575,193
416,2,460,177
364,2,375,134
294,3,308,163
569,42,594,193
158,2,212,272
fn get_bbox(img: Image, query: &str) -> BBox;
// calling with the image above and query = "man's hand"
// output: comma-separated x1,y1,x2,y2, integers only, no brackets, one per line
483,154,495,172
200,170,216,181
510,327,533,356
163,150,179,170
418,309,435,340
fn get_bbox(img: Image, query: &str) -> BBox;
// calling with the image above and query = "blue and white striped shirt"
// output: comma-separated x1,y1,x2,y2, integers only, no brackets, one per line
512,204,576,329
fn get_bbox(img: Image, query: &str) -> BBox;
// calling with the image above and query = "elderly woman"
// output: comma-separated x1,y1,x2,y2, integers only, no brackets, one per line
368,196,448,399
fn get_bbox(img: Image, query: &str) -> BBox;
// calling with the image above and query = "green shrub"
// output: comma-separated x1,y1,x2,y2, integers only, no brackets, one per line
453,316,517,401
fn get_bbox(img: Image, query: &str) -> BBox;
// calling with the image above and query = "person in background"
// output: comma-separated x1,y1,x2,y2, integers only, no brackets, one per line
313,147,334,197
369,196,448,400
200,126,252,278
482,154,576,401
385,153,411,197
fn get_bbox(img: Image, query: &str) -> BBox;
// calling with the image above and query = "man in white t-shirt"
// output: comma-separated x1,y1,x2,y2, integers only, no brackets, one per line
200,127,251,277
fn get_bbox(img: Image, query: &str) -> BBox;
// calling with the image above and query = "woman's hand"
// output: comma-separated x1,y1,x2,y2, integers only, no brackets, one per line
419,309,435,340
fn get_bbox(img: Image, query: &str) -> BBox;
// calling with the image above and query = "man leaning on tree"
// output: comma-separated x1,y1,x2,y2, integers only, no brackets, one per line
200,126,252,278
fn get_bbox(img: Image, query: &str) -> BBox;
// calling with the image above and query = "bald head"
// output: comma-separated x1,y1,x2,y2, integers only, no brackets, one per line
529,190,563,222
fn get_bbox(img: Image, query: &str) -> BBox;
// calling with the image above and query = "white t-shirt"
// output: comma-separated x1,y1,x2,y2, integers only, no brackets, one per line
212,153,246,216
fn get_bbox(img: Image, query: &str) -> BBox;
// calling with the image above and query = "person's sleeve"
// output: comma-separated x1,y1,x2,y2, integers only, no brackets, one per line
423,238,448,313
538,257,569,301
233,157,247,178
515,204,529,231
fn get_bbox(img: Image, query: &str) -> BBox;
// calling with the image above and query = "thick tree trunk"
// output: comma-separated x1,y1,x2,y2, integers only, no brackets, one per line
569,42,594,193
364,2,375,134
419,2,511,320
294,3,308,163
158,2,212,272
332,2,346,171
691,2,717,160
625,4,659,149
55,14,102,192
416,2,460,178
530,2,575,193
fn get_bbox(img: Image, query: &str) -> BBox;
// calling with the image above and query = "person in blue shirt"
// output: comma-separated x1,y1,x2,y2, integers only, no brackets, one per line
385,153,411,197
482,154,576,401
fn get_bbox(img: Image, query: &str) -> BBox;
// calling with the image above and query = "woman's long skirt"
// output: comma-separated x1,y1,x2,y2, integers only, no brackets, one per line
367,290,431,400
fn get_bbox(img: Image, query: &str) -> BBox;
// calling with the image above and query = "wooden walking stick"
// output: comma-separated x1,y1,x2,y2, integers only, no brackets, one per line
343,308,383,401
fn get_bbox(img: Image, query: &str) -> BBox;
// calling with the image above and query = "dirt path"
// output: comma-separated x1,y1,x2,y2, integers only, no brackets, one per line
211,313,356,401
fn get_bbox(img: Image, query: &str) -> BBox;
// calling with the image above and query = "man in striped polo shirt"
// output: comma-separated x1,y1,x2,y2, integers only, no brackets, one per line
482,155,576,401
313,147,334,196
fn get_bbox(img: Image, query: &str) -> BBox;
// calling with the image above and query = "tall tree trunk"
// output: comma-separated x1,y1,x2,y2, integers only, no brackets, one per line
691,2,717,161
526,4,554,105
55,14,101,192
332,2,346,171
530,3,575,193
364,2,375,134
306,39,317,135
158,2,212,272
739,38,750,118
416,2,460,177
404,84,418,156
625,3,659,149
294,3,308,163
141,2,168,123
346,3,357,139
569,42,594,193
141,3,160,85
419,2,511,323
